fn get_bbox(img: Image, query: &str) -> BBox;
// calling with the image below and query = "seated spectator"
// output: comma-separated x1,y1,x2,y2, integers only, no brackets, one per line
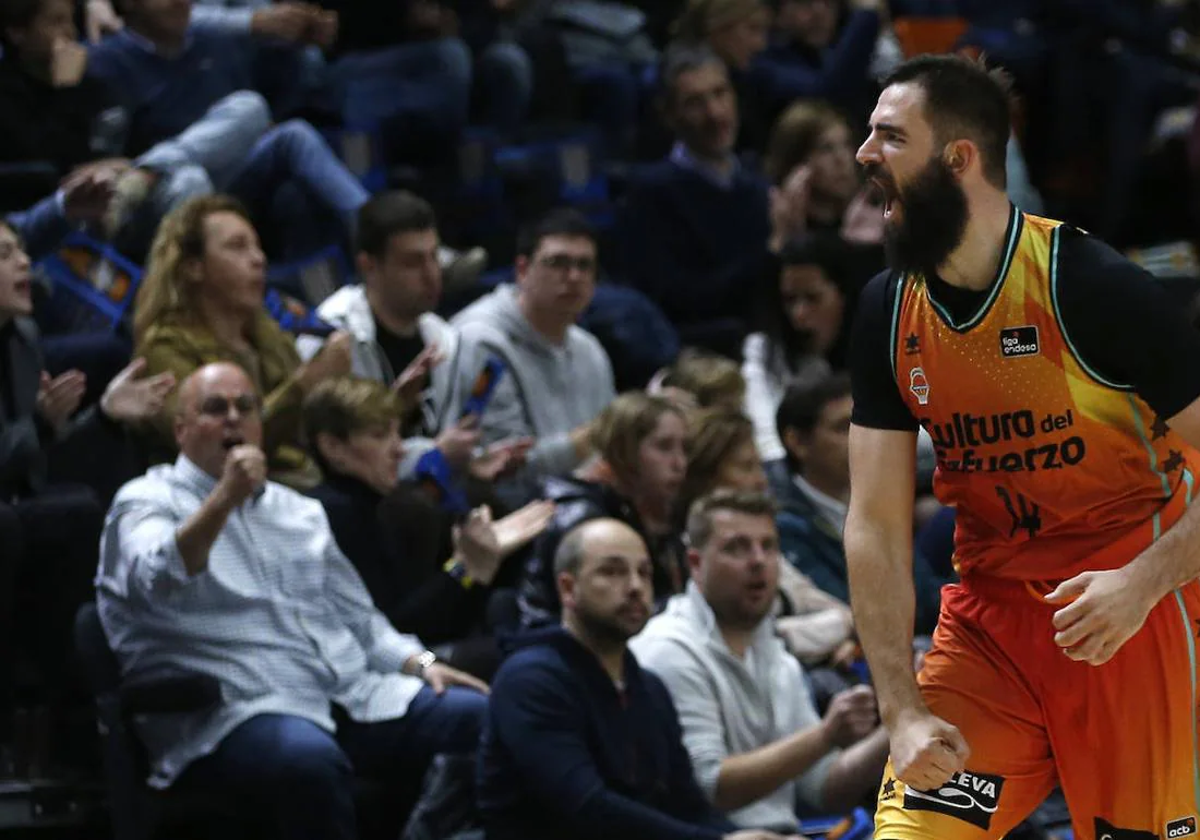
478,516,799,840
619,44,788,356
631,490,889,830
303,376,554,677
315,0,531,151
96,361,489,832
299,190,488,479
452,209,616,505
133,195,354,489
742,234,856,463
670,0,772,153
189,0,335,118
679,406,767,517
772,374,951,636
763,100,884,254
0,218,173,776
0,0,248,254
516,391,688,628
87,0,371,252
676,402,856,686
760,0,883,122
650,347,746,412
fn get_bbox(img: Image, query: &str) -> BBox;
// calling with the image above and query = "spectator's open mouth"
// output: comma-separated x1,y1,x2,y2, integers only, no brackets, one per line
222,435,244,451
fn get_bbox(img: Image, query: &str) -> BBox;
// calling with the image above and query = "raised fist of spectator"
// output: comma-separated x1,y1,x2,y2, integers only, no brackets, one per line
36,370,87,432
99,358,177,424
822,684,878,748
215,444,267,508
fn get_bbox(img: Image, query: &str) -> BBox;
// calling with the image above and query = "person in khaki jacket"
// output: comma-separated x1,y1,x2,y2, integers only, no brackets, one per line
133,194,355,489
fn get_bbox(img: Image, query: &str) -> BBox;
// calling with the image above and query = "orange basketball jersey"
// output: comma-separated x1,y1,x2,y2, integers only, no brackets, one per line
892,212,1198,580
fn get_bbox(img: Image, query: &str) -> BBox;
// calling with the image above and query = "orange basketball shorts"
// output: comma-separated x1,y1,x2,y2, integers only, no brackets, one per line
874,574,1200,840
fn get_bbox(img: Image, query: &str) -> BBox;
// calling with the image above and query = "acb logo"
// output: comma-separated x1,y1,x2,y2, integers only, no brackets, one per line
1167,817,1198,839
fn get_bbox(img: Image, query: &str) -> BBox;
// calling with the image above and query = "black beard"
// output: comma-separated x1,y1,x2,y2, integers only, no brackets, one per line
575,602,643,647
883,156,970,277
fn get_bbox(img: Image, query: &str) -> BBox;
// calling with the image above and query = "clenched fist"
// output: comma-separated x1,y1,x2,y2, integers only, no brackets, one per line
889,708,969,792
215,444,267,508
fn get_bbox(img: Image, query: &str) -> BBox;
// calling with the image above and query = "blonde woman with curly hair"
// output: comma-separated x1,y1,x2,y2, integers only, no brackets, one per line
134,194,353,488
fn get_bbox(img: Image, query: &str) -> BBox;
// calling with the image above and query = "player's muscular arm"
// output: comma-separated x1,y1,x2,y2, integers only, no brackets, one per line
844,425,922,726
845,425,969,790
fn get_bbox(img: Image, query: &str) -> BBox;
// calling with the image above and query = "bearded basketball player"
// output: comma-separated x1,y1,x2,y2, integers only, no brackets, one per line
846,53,1200,840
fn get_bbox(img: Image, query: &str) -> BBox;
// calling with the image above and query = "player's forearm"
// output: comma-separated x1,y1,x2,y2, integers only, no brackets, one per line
1125,496,1200,602
844,515,923,729
819,726,890,812
714,723,832,811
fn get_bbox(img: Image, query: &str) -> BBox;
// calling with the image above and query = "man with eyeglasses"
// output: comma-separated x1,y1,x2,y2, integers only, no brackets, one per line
452,208,616,505
96,361,490,839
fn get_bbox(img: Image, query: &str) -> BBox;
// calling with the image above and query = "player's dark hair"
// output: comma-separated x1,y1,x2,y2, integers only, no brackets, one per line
882,53,1013,189
355,191,437,260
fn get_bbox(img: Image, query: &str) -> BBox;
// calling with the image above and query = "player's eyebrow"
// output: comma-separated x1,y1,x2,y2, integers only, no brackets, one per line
873,121,906,138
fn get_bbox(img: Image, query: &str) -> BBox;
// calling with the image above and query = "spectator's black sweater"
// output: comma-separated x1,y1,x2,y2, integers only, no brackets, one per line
477,626,735,840
0,56,120,174
308,473,488,644
618,158,775,330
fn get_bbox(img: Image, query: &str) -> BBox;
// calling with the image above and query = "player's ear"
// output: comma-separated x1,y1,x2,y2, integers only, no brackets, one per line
943,139,974,177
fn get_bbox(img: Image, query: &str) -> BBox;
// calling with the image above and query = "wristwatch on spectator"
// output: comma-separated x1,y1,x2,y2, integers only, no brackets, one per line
443,557,475,590
412,650,437,678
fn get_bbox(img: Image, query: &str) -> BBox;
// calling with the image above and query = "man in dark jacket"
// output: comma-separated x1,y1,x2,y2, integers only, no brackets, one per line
477,516,796,840
771,373,951,635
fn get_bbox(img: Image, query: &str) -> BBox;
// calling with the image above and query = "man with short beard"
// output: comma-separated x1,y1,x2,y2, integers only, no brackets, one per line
477,517,797,840
847,54,1200,840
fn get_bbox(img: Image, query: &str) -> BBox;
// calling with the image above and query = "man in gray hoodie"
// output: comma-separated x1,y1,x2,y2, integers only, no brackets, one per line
451,209,616,502
297,190,479,478
631,489,889,833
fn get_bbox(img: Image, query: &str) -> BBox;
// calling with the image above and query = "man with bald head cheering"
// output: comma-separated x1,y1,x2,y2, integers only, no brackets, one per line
97,361,488,840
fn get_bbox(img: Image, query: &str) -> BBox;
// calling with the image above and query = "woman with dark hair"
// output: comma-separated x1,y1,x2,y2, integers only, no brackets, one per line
742,233,857,463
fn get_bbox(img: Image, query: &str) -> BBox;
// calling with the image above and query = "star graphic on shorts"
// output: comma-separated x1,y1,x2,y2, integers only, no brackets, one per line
1163,450,1185,473
881,777,897,800
904,333,920,354
1151,415,1170,440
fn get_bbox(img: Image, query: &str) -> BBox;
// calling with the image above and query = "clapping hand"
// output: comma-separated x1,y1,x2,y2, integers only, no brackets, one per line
36,370,86,432
392,343,445,409
469,437,534,482
100,358,176,423
452,501,555,585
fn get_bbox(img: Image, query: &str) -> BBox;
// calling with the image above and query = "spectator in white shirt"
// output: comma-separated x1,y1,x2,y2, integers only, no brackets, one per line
96,361,488,838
